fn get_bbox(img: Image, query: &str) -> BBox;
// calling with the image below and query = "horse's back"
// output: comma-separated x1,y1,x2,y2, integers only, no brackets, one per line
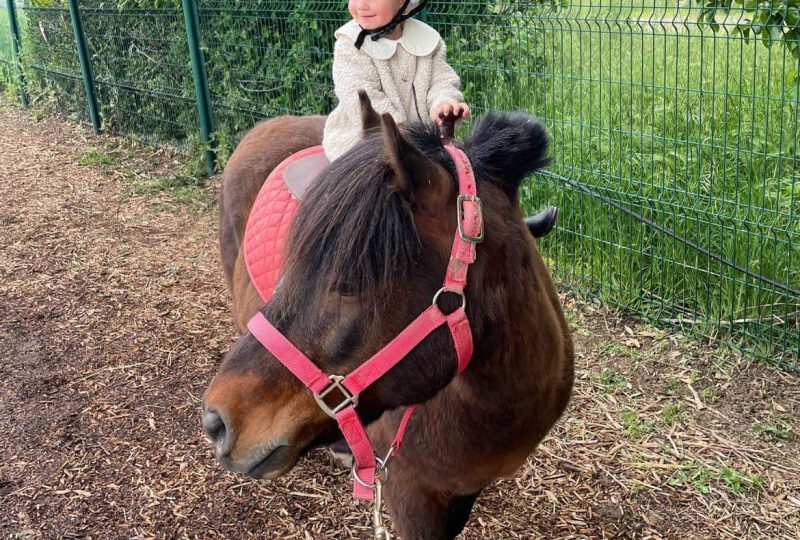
218,115,326,327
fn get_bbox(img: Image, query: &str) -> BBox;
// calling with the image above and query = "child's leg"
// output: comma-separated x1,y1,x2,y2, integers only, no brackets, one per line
525,206,558,238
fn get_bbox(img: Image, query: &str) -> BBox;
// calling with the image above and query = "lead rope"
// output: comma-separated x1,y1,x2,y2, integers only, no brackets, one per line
373,476,391,540
362,409,413,539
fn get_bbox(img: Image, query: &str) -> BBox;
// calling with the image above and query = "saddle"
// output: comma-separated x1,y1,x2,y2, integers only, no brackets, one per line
243,146,330,302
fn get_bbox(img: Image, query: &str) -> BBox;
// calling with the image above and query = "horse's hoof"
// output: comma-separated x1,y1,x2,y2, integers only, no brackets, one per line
329,448,354,470
329,439,354,469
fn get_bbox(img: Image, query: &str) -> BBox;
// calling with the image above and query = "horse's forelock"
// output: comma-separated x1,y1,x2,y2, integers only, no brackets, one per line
278,124,448,318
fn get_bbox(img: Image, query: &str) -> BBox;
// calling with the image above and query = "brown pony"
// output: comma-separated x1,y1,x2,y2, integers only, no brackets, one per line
204,96,574,539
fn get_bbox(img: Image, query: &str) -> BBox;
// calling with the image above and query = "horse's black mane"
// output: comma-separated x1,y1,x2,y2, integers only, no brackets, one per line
278,122,454,316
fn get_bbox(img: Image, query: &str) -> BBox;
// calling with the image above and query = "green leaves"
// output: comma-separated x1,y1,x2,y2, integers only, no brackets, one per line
698,0,800,48
698,0,800,97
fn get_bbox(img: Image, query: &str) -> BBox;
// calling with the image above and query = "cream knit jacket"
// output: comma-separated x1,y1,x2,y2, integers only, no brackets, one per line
322,19,464,161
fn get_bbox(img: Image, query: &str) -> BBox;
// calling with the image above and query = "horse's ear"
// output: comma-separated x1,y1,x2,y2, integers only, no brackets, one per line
381,113,450,209
359,90,381,133
464,112,550,198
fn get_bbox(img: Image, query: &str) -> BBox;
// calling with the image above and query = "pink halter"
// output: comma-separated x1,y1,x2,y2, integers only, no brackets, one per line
247,145,483,500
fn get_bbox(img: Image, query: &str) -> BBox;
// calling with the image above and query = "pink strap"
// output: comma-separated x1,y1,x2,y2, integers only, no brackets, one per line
443,146,482,292
336,406,377,500
445,146,477,197
338,404,417,500
447,309,473,374
247,312,330,394
343,306,448,395
391,405,416,455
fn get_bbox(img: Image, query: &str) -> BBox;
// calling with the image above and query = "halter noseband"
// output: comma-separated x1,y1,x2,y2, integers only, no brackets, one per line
247,145,483,501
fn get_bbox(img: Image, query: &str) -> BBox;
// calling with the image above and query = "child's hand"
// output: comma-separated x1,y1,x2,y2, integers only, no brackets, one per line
430,102,471,125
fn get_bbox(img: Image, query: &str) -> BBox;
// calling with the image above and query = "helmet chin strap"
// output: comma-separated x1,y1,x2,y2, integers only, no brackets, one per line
354,0,429,49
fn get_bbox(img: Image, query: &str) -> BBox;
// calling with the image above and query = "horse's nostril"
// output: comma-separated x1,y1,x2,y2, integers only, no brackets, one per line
202,410,232,454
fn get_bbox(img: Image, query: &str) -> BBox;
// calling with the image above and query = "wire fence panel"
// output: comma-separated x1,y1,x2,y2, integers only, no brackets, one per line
428,0,798,367
79,4,197,143
20,2,88,122
5,0,798,368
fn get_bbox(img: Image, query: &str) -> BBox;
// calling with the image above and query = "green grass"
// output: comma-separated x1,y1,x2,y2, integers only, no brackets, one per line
700,386,720,403
664,376,683,394
77,150,117,167
77,149,209,209
153,174,208,207
754,419,794,441
661,401,686,424
620,409,655,438
597,368,628,392
602,342,644,360
667,460,764,494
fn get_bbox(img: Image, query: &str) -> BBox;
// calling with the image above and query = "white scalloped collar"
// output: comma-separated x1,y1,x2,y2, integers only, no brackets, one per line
336,19,440,60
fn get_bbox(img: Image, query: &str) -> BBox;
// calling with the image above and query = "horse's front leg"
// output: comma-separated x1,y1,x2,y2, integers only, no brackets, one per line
384,476,449,540
383,467,481,540
366,414,481,539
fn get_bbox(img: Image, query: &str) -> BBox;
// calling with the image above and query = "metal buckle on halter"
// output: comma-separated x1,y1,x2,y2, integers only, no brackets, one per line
456,194,484,243
313,375,359,419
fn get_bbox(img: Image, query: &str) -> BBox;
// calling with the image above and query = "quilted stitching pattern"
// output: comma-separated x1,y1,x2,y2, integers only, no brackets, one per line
244,146,325,302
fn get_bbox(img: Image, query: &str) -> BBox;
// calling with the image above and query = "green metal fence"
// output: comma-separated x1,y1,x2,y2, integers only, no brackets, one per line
516,2,799,368
0,3,11,85
21,2,88,121
1,0,798,369
81,4,197,141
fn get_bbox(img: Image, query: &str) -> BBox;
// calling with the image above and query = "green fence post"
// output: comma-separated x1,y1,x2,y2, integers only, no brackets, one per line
67,0,100,134
5,0,28,107
182,0,215,176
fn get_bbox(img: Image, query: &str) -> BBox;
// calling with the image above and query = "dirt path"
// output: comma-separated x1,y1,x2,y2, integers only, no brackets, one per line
1,103,798,539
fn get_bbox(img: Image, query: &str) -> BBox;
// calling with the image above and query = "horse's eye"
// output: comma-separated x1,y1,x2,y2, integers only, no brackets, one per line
333,282,357,297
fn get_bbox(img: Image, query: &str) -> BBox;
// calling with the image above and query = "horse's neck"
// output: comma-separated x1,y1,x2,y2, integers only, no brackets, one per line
457,249,570,408
392,272,569,486
379,244,573,488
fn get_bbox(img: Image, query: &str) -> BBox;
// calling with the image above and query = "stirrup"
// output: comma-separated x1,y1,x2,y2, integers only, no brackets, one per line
524,206,558,238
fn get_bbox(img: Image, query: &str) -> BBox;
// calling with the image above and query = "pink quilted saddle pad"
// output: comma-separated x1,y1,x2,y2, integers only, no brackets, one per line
243,145,328,302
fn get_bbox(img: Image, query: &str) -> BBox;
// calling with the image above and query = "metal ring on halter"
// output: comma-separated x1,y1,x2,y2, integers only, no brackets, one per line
352,462,390,489
379,445,396,469
432,287,467,312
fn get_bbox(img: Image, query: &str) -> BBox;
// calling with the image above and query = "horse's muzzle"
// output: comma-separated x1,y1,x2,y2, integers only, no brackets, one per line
202,409,234,456
202,404,299,480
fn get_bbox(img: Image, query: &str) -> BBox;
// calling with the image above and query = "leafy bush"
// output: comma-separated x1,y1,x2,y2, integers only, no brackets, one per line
17,0,553,156
197,0,345,153
694,0,800,93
